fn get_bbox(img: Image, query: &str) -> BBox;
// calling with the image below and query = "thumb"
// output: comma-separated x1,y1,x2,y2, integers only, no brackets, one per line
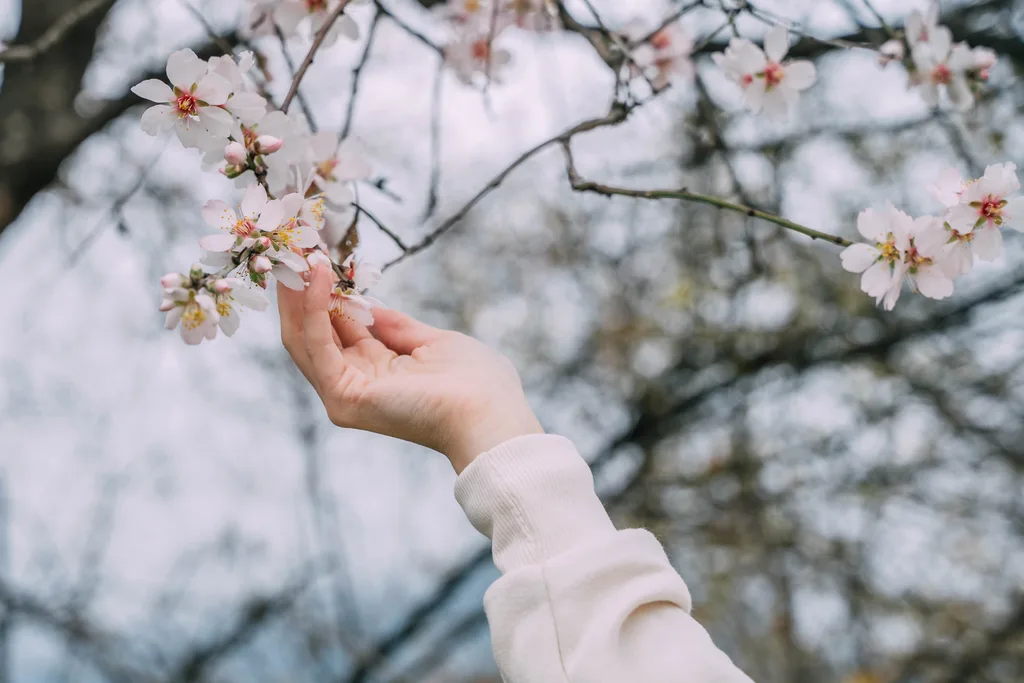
369,308,444,356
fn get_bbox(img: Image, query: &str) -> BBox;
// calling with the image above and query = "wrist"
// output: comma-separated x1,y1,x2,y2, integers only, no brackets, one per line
445,403,544,474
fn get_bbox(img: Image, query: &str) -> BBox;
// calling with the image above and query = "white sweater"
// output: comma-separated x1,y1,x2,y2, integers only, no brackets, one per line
454,434,755,683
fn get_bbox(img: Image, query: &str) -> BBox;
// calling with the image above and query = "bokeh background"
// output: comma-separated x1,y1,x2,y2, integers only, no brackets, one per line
2,0,1024,681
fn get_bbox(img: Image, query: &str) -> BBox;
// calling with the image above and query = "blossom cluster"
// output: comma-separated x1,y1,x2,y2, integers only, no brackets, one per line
879,1,996,110
437,0,559,85
841,164,1023,310
136,40,382,344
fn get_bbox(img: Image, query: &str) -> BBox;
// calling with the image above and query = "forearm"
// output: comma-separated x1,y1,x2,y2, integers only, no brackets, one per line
455,434,755,683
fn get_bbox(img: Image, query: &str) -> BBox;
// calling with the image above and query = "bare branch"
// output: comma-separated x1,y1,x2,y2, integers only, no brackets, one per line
0,0,116,64
281,0,358,113
341,11,383,139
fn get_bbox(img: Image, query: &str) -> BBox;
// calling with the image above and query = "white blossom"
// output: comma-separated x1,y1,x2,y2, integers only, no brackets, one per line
445,31,512,85
633,23,695,90
712,26,817,120
328,254,383,325
211,277,270,337
905,2,940,47
273,0,360,46
840,203,913,310
307,133,372,207
903,216,955,300
909,27,974,110
132,49,235,148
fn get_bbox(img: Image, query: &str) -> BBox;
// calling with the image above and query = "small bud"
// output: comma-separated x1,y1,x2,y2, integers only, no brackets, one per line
255,236,273,252
224,141,248,165
158,298,176,312
189,264,205,281
307,250,331,268
879,39,905,66
212,278,233,294
255,135,284,154
251,255,273,273
160,272,185,288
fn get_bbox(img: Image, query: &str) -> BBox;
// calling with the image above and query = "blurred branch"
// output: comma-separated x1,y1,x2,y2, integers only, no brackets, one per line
0,0,116,64
562,141,853,247
281,0,358,113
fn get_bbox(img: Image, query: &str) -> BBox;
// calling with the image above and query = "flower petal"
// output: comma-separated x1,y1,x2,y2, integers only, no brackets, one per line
763,25,789,63
166,49,208,91
132,79,174,103
914,267,954,300
972,225,1004,260
202,199,237,231
241,183,268,220
194,72,232,106
199,233,237,252
218,308,241,336
273,264,307,290
257,199,286,232
840,243,879,273
861,260,894,297
198,105,235,138
140,105,177,134
783,61,816,90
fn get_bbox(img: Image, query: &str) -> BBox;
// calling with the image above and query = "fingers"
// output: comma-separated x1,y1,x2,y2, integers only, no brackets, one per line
369,308,444,356
302,266,347,393
332,314,374,348
278,280,316,385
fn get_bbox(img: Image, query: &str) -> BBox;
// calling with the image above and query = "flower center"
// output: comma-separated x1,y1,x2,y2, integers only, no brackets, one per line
471,39,490,62
328,288,346,319
242,126,257,150
182,302,207,330
273,219,300,247
651,31,672,51
464,0,482,13
305,0,327,12
877,234,901,263
763,62,784,89
233,218,258,237
973,195,1007,225
932,63,952,84
316,159,339,182
176,92,198,117
904,245,933,273
216,299,233,317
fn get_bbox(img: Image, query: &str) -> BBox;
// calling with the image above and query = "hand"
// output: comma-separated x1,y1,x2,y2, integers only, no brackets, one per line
278,265,544,473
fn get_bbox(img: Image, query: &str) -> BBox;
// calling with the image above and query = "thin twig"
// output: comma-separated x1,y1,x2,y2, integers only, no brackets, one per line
177,0,238,57
372,1,444,54
281,0,356,113
275,26,319,132
383,103,633,270
860,0,896,37
633,0,706,46
353,203,408,252
420,57,445,220
0,0,115,64
562,141,852,247
341,11,382,139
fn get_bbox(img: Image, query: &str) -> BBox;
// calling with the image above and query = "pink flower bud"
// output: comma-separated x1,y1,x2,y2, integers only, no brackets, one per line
255,236,272,251
212,279,233,294
158,299,176,312
255,135,284,154
878,39,905,66
160,272,184,288
251,255,273,273
306,250,331,268
224,141,247,165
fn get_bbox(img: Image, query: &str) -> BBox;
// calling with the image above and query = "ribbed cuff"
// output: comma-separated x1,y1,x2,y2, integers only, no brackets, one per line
454,434,616,573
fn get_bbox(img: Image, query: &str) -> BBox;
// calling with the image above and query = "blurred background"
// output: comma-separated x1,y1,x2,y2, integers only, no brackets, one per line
2,0,1024,681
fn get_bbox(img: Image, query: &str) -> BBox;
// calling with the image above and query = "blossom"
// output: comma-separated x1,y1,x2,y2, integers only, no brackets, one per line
971,46,996,81
208,52,267,125
903,216,955,300
504,0,558,32
879,39,905,66
840,204,912,310
328,255,383,325
909,27,973,110
307,133,372,206
711,26,817,119
200,184,281,253
439,0,495,25
160,266,222,345
445,31,512,85
274,0,360,46
226,111,301,192
633,24,695,89
210,278,270,336
905,2,940,47
132,49,235,147
941,163,1023,258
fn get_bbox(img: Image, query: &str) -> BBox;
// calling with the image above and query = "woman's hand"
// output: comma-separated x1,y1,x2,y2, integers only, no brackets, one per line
278,265,543,473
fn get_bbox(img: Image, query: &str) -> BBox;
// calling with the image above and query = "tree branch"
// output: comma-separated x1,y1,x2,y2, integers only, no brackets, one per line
0,0,116,64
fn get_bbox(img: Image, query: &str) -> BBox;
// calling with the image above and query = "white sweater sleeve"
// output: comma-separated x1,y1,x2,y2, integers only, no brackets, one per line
454,434,755,683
